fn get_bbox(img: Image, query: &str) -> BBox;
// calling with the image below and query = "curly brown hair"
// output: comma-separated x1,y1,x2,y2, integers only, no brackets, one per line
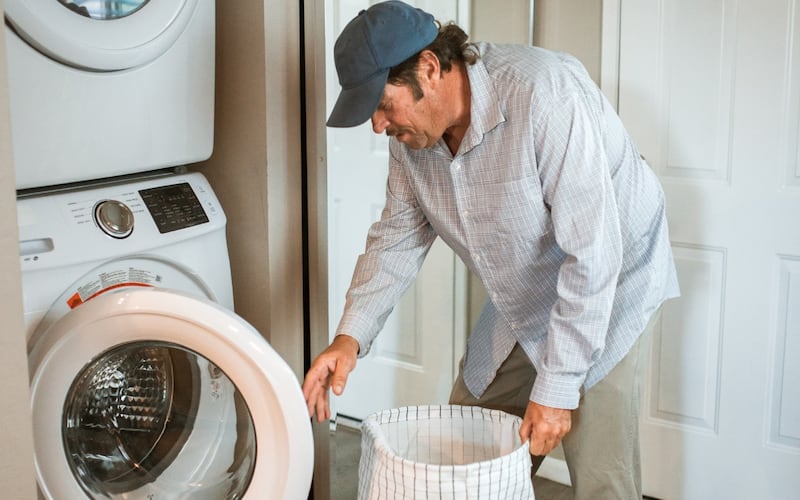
387,22,479,100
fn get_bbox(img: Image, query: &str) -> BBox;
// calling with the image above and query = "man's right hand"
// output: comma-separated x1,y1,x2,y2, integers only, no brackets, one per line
301,334,360,422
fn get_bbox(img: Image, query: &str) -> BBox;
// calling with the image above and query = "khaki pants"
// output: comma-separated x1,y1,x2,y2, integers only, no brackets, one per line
449,312,658,500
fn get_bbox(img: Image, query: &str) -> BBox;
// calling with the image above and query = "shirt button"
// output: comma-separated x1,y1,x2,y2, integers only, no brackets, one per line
510,322,518,330
462,210,470,218
473,253,481,263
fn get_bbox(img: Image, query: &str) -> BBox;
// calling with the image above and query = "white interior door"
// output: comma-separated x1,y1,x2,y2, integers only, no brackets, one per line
607,0,800,498
325,0,469,420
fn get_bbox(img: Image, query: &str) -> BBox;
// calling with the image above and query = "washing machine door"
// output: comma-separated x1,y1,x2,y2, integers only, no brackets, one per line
28,288,313,500
4,0,200,70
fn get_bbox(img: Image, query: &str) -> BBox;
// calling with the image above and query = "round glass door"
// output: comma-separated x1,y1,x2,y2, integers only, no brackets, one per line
62,341,256,499
4,0,199,71
57,0,149,19
29,288,314,499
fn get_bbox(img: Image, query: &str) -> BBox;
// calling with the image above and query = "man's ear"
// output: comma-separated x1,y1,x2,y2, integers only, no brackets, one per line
417,49,442,84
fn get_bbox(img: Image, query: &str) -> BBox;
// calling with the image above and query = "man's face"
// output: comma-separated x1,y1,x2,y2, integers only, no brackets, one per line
370,81,443,150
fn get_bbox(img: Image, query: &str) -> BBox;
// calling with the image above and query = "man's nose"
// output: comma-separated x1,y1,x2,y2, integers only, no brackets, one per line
371,110,389,134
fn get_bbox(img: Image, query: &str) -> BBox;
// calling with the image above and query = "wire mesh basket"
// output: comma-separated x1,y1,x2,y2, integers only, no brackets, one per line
358,405,534,499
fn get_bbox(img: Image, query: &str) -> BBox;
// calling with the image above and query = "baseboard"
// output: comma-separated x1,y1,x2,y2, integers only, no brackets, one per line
333,414,362,431
535,456,572,487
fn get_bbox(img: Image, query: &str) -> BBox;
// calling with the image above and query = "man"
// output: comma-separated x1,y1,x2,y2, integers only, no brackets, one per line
303,1,679,498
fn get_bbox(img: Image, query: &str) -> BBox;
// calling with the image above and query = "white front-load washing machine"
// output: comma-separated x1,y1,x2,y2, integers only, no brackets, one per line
18,172,313,499
4,0,215,189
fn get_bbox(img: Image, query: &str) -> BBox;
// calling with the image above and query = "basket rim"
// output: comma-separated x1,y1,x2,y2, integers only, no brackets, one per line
360,404,531,471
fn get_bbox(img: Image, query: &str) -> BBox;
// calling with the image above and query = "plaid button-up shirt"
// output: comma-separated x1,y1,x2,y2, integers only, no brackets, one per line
337,43,680,409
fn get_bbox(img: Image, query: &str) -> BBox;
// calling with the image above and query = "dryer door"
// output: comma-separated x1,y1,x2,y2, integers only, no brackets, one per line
28,288,313,500
4,0,200,70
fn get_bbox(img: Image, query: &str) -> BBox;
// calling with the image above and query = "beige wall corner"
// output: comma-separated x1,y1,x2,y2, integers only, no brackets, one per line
197,0,315,496
533,0,602,84
0,0,37,496
195,0,306,380
263,0,305,382
194,0,270,343
469,0,602,84
471,0,534,44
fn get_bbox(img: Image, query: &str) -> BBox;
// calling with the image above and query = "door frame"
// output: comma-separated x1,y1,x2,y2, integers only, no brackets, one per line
303,1,471,498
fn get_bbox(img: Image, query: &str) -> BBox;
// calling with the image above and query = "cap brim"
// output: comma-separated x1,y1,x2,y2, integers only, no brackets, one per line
326,68,389,128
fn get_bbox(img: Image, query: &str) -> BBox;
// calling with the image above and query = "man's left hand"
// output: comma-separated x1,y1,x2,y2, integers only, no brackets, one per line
519,401,572,456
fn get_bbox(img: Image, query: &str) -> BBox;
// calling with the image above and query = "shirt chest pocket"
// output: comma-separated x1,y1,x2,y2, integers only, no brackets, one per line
475,174,552,243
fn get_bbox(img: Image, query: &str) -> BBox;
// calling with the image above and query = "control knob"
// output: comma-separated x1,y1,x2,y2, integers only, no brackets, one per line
94,200,134,239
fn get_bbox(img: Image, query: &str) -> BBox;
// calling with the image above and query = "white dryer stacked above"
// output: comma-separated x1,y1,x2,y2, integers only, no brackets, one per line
4,0,215,189
18,172,313,499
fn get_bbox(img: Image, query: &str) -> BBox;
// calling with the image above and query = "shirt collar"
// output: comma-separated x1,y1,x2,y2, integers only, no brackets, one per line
457,53,506,156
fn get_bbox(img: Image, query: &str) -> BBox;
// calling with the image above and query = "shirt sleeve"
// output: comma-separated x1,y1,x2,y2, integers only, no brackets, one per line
528,92,624,409
335,145,438,356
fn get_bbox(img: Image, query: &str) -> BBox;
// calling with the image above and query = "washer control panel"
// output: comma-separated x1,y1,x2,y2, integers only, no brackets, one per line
139,182,209,234
17,172,225,272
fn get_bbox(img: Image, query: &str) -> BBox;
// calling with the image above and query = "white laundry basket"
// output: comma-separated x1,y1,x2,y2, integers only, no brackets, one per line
358,405,534,499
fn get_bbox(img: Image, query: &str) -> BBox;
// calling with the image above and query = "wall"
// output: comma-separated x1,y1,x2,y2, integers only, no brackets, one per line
470,0,602,80
195,1,306,381
194,2,326,495
471,0,534,44
0,0,37,495
533,0,602,83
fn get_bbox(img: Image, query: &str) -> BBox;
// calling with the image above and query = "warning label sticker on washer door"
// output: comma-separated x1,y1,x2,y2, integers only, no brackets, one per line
66,268,162,309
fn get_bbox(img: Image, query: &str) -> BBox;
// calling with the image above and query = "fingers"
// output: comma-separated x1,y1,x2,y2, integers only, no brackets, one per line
301,336,360,422
330,356,354,396
304,384,327,422
301,357,334,421
314,388,330,422
519,420,557,456
522,401,572,456
331,369,347,395
325,335,359,396
529,435,558,456
301,356,335,400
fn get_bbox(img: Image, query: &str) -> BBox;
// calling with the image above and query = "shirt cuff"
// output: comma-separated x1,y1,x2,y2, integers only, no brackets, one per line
335,313,377,358
529,371,584,409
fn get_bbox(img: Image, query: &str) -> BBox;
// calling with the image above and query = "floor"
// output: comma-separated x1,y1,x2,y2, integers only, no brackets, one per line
330,424,574,500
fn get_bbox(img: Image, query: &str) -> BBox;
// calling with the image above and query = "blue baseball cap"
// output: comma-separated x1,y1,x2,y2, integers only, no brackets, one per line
326,1,438,128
